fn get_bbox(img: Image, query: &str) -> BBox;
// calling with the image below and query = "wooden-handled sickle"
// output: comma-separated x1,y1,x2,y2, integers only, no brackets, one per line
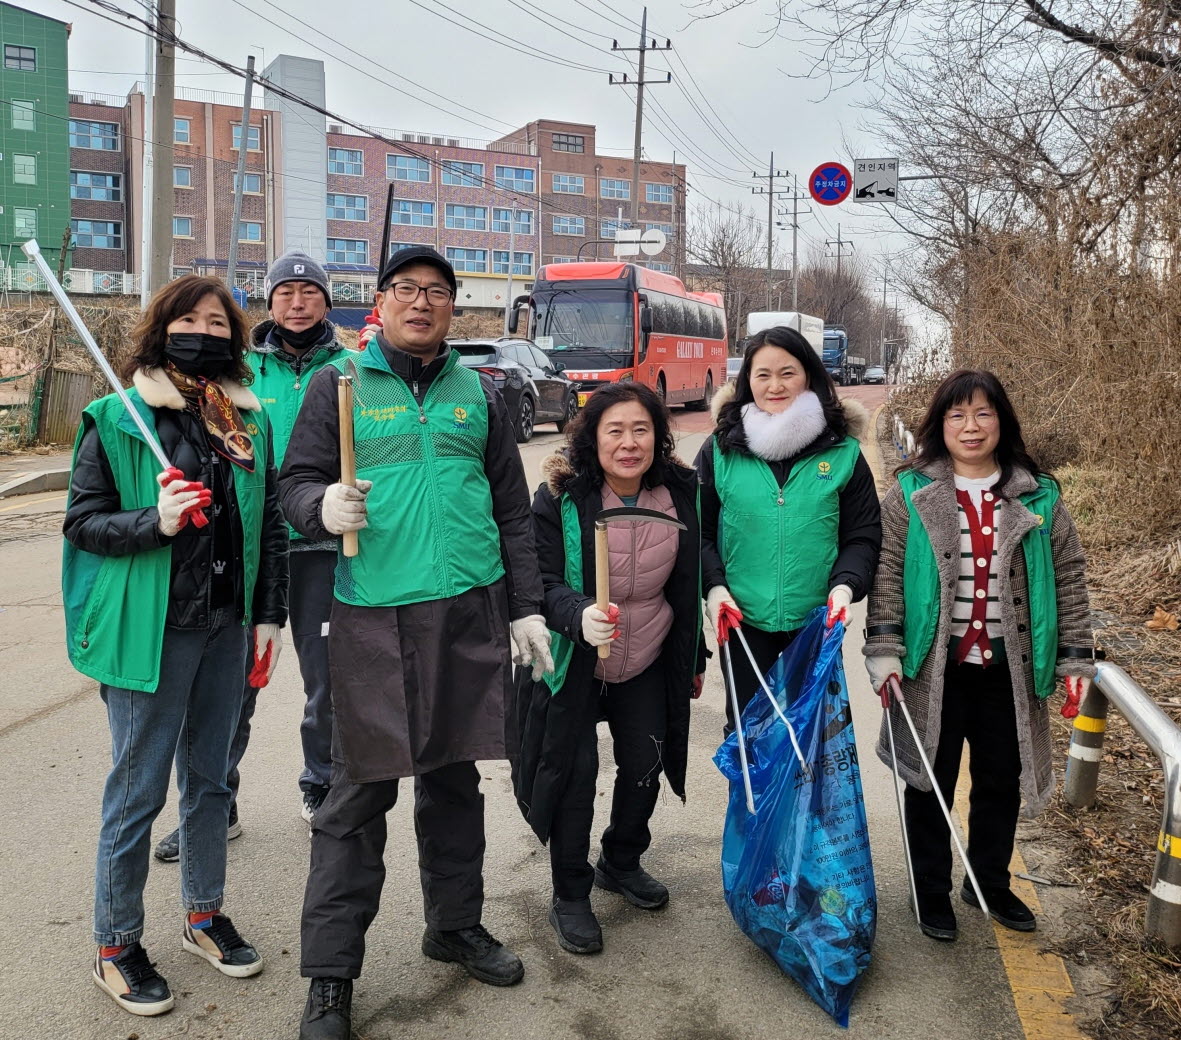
338,359,362,558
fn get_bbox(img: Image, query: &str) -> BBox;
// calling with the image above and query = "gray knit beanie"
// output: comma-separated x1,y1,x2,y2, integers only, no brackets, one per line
265,250,332,308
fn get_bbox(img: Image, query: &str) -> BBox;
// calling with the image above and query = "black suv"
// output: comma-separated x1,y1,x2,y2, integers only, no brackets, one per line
450,338,579,443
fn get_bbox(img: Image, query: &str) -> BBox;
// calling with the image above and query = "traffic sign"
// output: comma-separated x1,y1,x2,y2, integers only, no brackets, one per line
614,227,668,258
810,162,852,206
854,158,898,202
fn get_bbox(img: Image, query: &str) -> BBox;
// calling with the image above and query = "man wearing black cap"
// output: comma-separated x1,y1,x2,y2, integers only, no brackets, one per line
279,246,553,1039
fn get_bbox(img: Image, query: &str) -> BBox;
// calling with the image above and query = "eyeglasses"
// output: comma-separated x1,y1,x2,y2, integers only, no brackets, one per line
944,409,998,428
385,280,453,307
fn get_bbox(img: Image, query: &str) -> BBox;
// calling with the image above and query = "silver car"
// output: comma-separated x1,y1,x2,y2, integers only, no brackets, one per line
726,356,743,382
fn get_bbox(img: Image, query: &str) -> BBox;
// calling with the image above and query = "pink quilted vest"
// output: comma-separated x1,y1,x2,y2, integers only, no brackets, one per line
594,484,679,684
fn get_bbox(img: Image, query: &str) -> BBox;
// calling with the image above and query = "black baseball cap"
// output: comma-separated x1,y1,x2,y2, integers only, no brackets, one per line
378,245,457,295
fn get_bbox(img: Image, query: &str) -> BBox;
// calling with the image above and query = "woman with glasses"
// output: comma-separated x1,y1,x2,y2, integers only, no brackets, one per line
862,370,1095,942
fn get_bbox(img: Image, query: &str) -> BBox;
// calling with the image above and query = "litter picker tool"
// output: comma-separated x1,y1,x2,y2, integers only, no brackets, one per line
593,506,686,660
338,357,362,558
717,603,756,814
19,239,208,527
732,623,809,771
886,675,990,920
880,677,921,932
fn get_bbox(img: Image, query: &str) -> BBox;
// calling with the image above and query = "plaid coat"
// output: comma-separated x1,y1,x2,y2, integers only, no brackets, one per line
863,458,1095,817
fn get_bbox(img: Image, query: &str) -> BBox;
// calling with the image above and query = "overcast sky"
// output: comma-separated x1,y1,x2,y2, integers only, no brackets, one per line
41,0,912,313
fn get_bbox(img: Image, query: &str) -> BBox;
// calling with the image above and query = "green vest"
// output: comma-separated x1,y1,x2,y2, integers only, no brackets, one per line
897,470,1059,700
331,340,505,607
543,495,583,695
714,436,861,632
247,336,342,541
61,390,271,693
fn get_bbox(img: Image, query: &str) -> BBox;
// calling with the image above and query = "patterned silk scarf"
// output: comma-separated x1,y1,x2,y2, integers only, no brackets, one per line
165,364,256,472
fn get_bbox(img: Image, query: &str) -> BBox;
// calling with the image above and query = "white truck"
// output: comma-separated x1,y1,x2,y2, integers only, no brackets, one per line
744,311,825,357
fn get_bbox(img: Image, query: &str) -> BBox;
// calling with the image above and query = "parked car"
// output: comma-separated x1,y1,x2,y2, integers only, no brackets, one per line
450,338,579,443
726,356,743,382
863,365,887,385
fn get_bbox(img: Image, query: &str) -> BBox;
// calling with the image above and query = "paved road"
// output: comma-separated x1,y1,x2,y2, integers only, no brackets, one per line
0,389,1030,1040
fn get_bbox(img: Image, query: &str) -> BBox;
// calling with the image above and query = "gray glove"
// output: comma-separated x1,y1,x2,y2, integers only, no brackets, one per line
865,654,903,698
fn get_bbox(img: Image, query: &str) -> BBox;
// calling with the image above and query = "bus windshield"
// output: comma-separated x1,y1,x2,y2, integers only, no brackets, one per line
533,289,635,365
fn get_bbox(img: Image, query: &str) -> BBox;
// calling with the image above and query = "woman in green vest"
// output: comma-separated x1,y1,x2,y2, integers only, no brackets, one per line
62,276,288,1017
862,369,1094,942
696,326,881,728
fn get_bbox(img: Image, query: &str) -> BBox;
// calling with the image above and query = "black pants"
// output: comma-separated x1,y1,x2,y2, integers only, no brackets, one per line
549,661,667,901
300,760,485,979
905,659,1022,895
722,625,799,734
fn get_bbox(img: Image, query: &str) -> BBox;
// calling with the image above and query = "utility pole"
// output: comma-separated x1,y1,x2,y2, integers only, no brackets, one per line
752,153,790,309
775,176,810,310
880,261,889,366
140,28,155,306
226,55,256,293
503,197,517,337
610,8,671,229
826,223,854,279
148,0,176,295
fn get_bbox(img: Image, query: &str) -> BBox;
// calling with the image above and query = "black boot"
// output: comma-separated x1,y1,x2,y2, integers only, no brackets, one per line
962,884,1036,932
299,977,352,1040
421,924,524,986
594,855,668,910
915,891,957,941
549,897,603,955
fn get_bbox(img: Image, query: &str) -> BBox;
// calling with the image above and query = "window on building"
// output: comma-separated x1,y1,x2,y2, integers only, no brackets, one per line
3,45,36,71
387,154,431,182
549,256,578,264
552,215,585,236
11,100,35,131
13,154,35,185
386,241,416,258
232,124,262,151
551,133,585,153
495,165,535,192
234,172,263,194
601,219,629,238
445,204,487,231
649,262,672,272
644,222,673,236
69,120,119,150
70,171,122,202
71,219,123,249
552,173,584,194
326,238,368,265
173,216,193,238
326,193,366,221
391,199,435,226
446,247,487,273
174,166,192,188
174,118,191,144
328,147,363,175
645,183,673,204
13,208,37,238
239,221,264,242
492,251,533,276
492,208,532,235
600,178,630,200
441,160,484,187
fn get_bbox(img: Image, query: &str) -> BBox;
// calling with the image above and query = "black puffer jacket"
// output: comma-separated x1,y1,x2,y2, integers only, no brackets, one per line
63,370,288,630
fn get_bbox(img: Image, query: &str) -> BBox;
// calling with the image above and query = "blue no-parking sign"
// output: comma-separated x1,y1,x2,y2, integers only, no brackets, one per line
809,163,852,206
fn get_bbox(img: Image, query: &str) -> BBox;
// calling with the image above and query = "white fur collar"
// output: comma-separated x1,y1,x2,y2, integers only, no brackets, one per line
133,367,261,412
741,391,827,461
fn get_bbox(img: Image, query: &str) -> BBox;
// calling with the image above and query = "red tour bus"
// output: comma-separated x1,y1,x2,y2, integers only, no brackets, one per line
509,261,728,410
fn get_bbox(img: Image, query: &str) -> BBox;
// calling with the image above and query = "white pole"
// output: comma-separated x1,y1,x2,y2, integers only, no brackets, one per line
140,31,154,306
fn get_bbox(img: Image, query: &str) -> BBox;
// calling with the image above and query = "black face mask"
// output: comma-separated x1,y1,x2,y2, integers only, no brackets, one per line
164,333,237,378
277,320,329,351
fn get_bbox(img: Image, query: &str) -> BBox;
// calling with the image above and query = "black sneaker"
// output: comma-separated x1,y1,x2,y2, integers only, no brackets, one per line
593,855,669,910
421,923,524,986
299,977,352,1040
962,884,1037,932
182,912,263,977
93,942,175,1016
549,897,603,955
915,891,957,941
301,786,329,830
154,806,241,863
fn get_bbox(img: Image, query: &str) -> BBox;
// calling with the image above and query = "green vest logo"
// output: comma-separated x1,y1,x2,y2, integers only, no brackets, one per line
817,460,833,481
453,406,470,429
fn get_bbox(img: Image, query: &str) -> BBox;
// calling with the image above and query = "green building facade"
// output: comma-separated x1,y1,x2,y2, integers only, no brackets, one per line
0,1,70,275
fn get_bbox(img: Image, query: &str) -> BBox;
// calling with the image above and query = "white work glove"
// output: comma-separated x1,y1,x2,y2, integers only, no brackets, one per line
249,624,282,687
1061,674,1092,719
706,585,741,642
581,603,619,647
511,614,555,682
156,469,212,537
865,654,903,701
826,584,853,629
321,479,372,535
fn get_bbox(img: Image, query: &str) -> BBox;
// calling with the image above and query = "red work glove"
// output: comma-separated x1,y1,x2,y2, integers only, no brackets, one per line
1061,675,1090,719
248,624,282,688
691,674,704,699
359,305,382,347
156,467,211,532
826,584,852,629
717,602,743,645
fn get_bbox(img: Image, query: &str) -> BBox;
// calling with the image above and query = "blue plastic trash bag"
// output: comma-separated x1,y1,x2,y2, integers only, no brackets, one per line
714,607,876,1027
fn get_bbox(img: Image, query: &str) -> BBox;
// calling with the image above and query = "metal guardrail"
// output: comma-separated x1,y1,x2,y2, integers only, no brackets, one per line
1064,661,1181,950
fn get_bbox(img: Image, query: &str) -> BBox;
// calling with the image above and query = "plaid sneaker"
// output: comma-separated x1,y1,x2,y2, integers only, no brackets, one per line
182,913,263,977
93,942,175,1016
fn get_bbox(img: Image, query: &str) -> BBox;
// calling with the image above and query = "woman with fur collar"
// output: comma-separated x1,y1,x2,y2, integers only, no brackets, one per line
512,383,704,958
63,276,288,1017
862,370,1094,942
695,326,881,727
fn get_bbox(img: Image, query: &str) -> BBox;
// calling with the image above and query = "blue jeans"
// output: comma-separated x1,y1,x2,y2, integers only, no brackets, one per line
93,609,247,946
